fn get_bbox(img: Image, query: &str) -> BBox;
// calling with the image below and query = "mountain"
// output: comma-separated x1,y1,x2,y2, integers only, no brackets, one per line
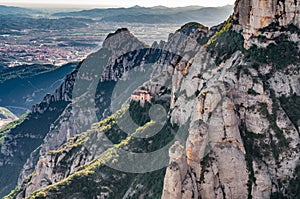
100,6,233,26
52,5,198,17
53,6,171,18
53,5,233,26
1,0,300,198
0,28,163,197
0,63,77,116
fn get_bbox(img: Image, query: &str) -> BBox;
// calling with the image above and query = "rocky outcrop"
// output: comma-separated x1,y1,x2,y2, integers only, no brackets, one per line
163,43,300,197
161,3,300,196
17,126,111,198
163,51,250,199
234,0,300,48
161,142,187,199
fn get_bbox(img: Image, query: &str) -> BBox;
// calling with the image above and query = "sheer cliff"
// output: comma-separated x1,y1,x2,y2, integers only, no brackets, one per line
1,0,299,198
234,0,300,48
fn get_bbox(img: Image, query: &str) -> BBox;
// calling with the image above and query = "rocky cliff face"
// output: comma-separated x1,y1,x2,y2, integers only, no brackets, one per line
233,0,300,48
2,0,300,198
162,46,299,199
160,1,300,197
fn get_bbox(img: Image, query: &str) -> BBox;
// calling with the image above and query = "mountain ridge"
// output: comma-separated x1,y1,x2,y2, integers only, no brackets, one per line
0,5,41,16
52,5,233,26
0,0,299,198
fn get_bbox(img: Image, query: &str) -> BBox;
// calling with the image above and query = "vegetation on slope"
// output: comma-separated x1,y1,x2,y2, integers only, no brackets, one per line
0,100,69,197
206,16,244,65
206,17,300,198
6,99,175,199
206,16,300,69
245,35,300,69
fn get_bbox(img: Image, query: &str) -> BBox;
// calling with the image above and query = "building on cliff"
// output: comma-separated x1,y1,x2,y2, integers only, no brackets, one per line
131,90,153,106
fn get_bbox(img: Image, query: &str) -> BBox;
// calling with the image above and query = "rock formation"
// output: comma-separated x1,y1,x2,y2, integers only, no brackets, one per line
1,0,300,198
160,0,300,197
234,0,300,48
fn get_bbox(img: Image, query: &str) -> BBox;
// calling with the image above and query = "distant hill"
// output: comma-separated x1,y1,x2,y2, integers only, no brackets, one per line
0,15,94,33
0,5,41,16
53,5,233,26
0,5,233,26
53,6,180,18
0,62,78,116
100,6,233,26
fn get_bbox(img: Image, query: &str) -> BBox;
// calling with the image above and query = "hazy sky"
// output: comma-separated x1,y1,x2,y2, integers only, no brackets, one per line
0,0,236,8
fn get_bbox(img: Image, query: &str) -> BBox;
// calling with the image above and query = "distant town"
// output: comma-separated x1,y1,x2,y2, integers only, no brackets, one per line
0,4,234,68
0,22,179,67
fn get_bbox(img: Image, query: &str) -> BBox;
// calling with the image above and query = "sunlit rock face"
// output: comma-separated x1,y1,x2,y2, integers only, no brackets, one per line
234,0,300,47
161,1,300,198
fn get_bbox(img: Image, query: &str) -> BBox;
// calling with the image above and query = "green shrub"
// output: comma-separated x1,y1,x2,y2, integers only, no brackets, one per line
245,35,300,69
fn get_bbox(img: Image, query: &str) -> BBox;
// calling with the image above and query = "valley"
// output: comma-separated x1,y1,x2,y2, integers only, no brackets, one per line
0,5,233,68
